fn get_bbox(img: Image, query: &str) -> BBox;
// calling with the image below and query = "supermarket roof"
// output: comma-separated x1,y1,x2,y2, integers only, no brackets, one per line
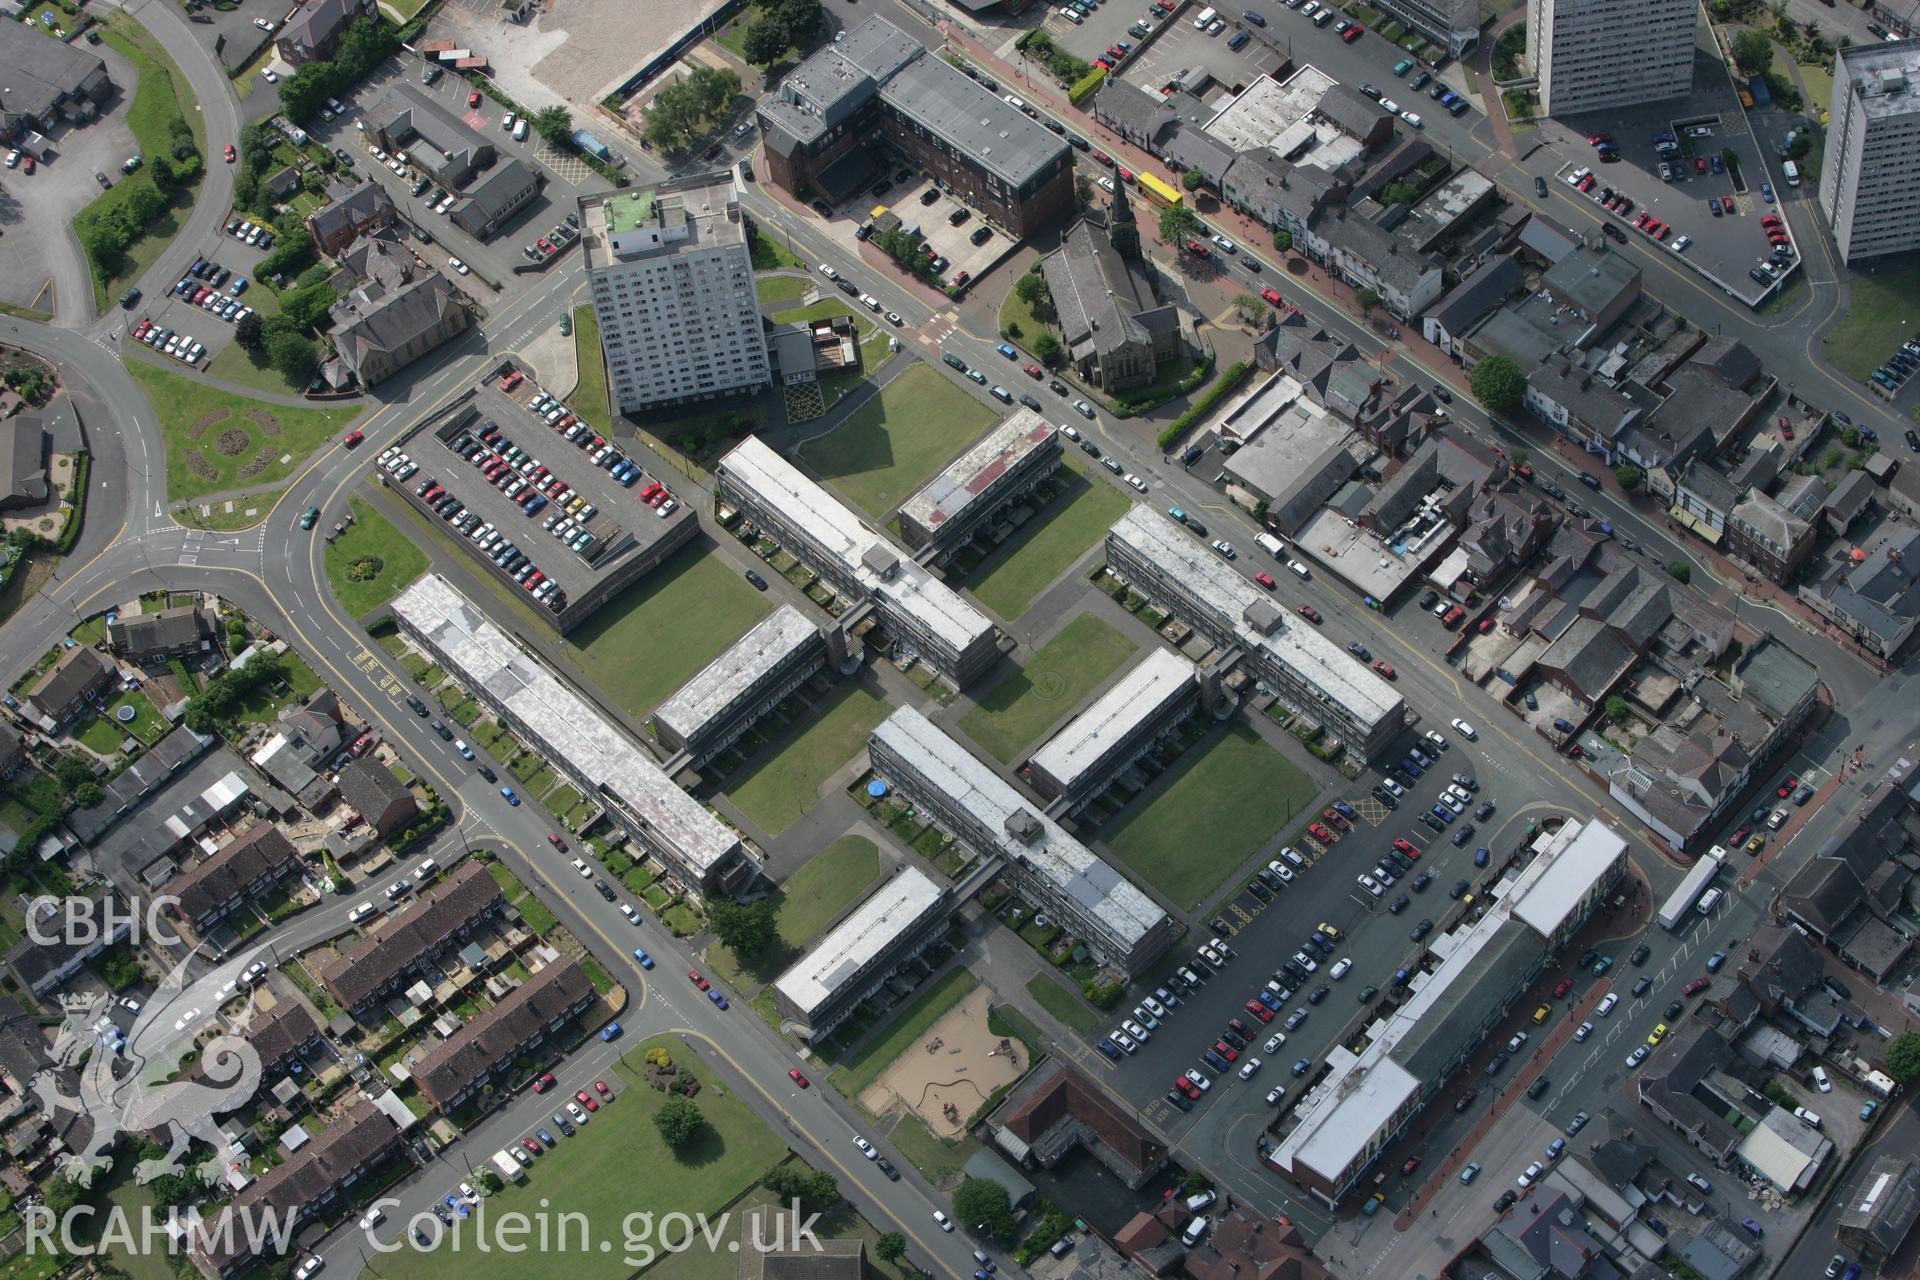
392,574,741,874
717,438,992,657
773,865,948,1019
870,705,1167,951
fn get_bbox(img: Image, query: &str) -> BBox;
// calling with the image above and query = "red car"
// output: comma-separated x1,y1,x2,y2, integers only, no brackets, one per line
547,833,568,850
1442,606,1465,628
1477,618,1495,634
1297,603,1322,623
1022,363,1042,379
349,732,374,758
1393,838,1416,855
1586,133,1611,145
1372,660,1395,679
1244,1000,1274,1022
223,144,236,163
1552,977,1573,997
1212,1041,1239,1061
1091,149,1112,167
594,1080,611,1098
469,90,482,107
20,155,32,174
1323,807,1347,829
1254,571,1276,589
950,270,971,287
1402,1157,1421,1175
1682,977,1710,995
575,1089,599,1112
1777,774,1798,797
531,1072,555,1093
1308,822,1335,843
342,430,364,448
1694,157,1706,174
1761,215,1782,227
1175,1076,1201,1099
1185,240,1210,258
1730,824,1751,846
1341,21,1363,40
789,1069,810,1088
689,971,710,990
1261,287,1283,305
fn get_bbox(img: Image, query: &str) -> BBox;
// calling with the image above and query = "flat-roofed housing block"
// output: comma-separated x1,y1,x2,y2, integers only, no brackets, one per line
1026,648,1200,814
393,574,753,896
867,705,1170,976
653,605,830,767
1265,818,1627,1206
772,865,952,1041
715,438,997,687
1104,507,1404,759
898,410,1062,562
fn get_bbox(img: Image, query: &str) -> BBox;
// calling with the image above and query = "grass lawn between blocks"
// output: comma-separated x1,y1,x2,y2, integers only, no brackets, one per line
797,362,997,521
727,684,891,834
563,542,771,720
1104,720,1317,911
1024,971,1099,1035
966,460,1128,622
705,834,882,992
570,305,612,436
397,1034,786,1280
1821,258,1920,381
958,612,1138,763
125,359,365,504
827,967,977,1098
325,494,430,617
755,274,812,303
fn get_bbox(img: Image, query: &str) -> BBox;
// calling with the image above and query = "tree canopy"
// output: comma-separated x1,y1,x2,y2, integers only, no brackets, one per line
654,1095,706,1150
952,1178,1018,1247
709,897,779,955
1468,354,1526,414
1885,1032,1920,1085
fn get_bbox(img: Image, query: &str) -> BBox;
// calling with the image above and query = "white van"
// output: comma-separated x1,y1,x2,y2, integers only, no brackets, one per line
1782,160,1801,187
1192,5,1218,27
1182,1216,1210,1246
1697,888,1723,914
513,119,530,142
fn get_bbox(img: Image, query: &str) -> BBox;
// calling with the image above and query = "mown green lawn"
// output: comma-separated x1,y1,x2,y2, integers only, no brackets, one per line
705,835,882,992
1024,972,1098,1034
967,462,1128,621
728,684,890,834
797,363,997,520
324,495,429,617
571,305,611,436
1821,258,1920,381
125,359,365,504
564,544,770,719
1104,722,1317,911
958,613,1138,763
399,1035,785,1280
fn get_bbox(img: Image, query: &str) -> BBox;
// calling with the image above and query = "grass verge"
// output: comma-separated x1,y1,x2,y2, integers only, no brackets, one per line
571,305,611,436
324,494,429,617
797,363,996,520
1024,971,1098,1034
728,684,890,834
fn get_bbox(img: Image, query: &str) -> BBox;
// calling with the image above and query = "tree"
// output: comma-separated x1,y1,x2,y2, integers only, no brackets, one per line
1032,333,1064,367
1354,287,1381,314
1886,1032,1920,1085
1614,465,1643,491
741,14,792,64
53,756,94,791
148,155,176,195
1380,180,1420,206
1511,448,1530,468
1157,203,1202,246
1014,272,1049,311
1666,560,1692,584
710,897,780,955
1468,354,1526,414
1232,293,1264,322
279,283,336,332
775,0,824,45
655,1095,706,1150
1182,168,1205,191
1785,130,1811,160
1272,229,1293,253
1604,695,1632,727
953,1178,1018,1247
267,331,316,385
73,782,103,809
874,1232,907,1264
1731,28,1774,76
533,105,573,147
479,1170,504,1194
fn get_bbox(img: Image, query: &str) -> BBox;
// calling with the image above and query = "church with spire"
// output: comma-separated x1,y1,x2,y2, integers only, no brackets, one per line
1037,180,1204,392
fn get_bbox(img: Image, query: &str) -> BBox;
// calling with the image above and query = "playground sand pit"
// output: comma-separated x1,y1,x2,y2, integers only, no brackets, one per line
858,987,1025,1137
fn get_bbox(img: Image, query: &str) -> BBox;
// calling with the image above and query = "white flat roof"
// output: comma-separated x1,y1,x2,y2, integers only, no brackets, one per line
653,604,819,741
1270,817,1623,1187
773,865,947,1018
1204,66,1366,172
1028,648,1196,788
1109,507,1402,733
898,409,1056,534
871,705,1167,948
719,438,993,655
392,574,741,874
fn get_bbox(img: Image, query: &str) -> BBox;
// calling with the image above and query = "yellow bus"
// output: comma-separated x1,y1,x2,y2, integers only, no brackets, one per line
1137,171,1184,210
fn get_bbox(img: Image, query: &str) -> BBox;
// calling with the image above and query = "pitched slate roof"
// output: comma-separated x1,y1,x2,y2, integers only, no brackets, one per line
168,822,300,922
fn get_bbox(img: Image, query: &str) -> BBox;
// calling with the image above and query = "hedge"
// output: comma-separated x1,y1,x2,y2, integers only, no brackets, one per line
55,453,90,554
1156,361,1251,449
1068,67,1107,106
